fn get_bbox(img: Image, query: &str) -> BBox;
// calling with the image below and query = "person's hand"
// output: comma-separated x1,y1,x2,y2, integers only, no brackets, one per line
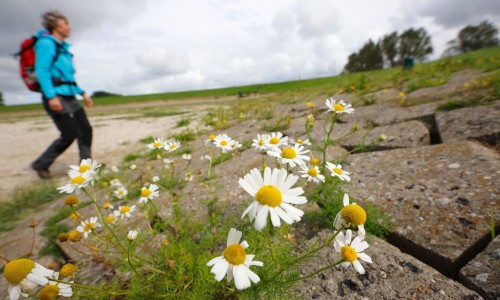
83,94,94,108
48,97,63,112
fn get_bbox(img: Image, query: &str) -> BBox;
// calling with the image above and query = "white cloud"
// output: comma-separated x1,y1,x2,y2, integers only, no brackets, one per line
0,0,497,105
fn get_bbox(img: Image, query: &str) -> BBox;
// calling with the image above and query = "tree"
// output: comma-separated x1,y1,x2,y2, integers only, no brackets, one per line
344,40,383,73
457,20,499,53
398,27,433,62
91,91,121,98
0,91,4,106
380,31,399,67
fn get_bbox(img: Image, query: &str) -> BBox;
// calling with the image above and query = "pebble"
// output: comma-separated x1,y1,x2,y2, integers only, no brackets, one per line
448,163,460,169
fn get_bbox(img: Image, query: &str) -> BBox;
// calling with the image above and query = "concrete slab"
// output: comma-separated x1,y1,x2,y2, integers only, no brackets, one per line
345,141,500,278
436,101,500,146
459,236,500,300
298,230,482,299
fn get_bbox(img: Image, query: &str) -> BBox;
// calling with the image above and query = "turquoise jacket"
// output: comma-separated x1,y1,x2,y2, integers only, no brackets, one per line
34,29,85,99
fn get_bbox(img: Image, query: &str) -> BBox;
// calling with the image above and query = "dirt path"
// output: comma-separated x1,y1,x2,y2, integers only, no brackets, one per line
0,100,221,203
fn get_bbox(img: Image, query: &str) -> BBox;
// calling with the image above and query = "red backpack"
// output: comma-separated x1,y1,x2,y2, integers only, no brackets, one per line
15,35,61,92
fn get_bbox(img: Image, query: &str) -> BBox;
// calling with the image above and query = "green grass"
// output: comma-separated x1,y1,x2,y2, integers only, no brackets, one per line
2,47,498,113
0,183,60,232
175,118,191,128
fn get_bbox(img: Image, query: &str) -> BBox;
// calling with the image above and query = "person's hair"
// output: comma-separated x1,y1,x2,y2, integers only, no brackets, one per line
41,10,68,33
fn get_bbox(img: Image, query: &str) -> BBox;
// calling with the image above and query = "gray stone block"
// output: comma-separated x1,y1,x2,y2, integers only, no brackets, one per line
459,236,500,300
345,141,500,278
298,230,482,299
436,101,500,146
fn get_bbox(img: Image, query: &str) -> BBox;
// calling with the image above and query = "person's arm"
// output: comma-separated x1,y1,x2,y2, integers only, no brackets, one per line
35,39,62,111
82,92,93,108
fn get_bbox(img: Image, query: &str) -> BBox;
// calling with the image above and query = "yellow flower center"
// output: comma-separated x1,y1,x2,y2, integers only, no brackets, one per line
118,190,125,195
223,244,246,265
79,165,91,173
310,158,320,166
281,147,297,159
68,230,83,242
64,196,79,206
83,222,95,232
307,168,318,177
141,188,152,197
71,176,86,185
296,139,304,144
120,206,131,214
341,246,358,263
270,137,280,144
258,139,265,146
60,263,78,277
38,284,60,300
221,140,228,146
106,215,115,223
334,103,345,111
103,202,111,209
341,204,367,225
169,144,177,150
333,167,343,175
4,258,35,284
255,185,282,207
209,134,216,140
69,213,80,220
153,141,162,148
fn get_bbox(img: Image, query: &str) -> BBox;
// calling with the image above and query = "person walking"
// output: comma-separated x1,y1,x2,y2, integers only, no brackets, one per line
31,10,94,179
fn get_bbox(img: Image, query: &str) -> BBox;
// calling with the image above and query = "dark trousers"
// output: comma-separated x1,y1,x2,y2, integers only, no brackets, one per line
33,98,93,170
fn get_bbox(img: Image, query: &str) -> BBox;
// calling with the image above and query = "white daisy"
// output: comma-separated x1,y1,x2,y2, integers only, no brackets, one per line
113,186,128,199
206,228,263,290
252,134,270,151
130,164,137,170
57,170,93,194
214,134,234,153
185,172,194,181
267,144,310,168
239,167,307,231
4,258,55,300
266,132,289,150
166,140,181,152
334,229,372,274
325,98,355,114
152,176,160,182
76,217,102,238
201,154,212,161
148,137,166,150
113,205,136,219
334,194,366,239
205,134,216,145
69,158,101,178
139,184,160,204
39,279,73,299
325,162,351,182
182,153,192,161
111,165,119,172
291,138,311,147
110,178,122,187
231,140,242,150
127,230,138,241
298,165,325,183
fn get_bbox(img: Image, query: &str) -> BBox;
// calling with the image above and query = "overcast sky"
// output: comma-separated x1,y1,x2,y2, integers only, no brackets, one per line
1,0,498,105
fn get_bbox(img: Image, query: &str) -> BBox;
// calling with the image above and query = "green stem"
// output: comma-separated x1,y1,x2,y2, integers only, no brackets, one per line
322,113,337,172
82,188,127,253
51,278,129,295
270,226,345,281
127,241,140,276
295,259,345,281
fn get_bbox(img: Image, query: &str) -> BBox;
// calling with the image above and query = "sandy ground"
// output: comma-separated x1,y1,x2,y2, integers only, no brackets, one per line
0,100,219,203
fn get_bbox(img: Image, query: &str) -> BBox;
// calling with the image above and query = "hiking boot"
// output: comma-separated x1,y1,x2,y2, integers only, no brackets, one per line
31,162,53,179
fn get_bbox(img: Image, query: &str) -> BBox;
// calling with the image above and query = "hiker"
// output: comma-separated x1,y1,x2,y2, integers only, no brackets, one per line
30,10,94,179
